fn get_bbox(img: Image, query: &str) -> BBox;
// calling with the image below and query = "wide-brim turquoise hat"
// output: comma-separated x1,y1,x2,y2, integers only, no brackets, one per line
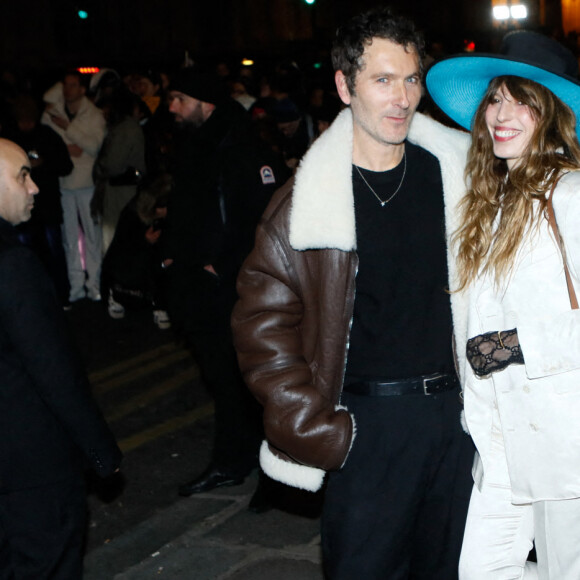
426,30,580,135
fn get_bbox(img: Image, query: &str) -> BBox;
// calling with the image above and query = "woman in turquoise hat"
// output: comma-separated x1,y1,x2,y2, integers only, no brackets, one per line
427,31,580,579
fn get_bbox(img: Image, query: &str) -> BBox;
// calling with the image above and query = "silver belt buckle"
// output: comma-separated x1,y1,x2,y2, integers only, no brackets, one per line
423,373,444,395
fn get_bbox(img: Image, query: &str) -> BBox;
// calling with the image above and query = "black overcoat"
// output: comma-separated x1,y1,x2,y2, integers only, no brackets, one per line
0,218,121,492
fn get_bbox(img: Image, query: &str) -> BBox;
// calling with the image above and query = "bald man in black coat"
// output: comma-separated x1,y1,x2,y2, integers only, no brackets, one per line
0,138,122,579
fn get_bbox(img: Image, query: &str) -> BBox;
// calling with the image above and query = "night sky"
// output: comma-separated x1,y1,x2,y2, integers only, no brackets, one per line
0,0,561,75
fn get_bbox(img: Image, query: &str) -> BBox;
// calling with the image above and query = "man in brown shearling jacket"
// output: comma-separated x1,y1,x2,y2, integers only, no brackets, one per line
232,8,474,579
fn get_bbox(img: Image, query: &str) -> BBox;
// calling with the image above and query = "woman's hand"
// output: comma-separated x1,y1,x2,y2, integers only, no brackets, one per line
466,328,524,376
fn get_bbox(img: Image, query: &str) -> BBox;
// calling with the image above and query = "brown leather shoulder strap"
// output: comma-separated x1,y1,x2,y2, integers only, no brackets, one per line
546,175,579,310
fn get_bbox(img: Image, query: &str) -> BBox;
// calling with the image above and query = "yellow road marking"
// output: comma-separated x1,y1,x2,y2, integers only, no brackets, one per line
105,367,199,423
93,349,193,395
118,403,215,453
89,342,184,384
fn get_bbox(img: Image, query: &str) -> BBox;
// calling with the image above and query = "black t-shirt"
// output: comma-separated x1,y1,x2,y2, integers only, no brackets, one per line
345,142,455,380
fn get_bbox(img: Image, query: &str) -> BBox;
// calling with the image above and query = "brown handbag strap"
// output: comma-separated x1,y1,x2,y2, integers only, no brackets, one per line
546,175,579,310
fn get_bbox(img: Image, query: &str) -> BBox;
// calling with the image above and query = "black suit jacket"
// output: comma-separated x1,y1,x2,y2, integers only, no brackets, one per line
0,218,121,492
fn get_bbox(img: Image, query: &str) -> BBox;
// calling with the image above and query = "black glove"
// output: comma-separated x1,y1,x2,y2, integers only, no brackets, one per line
466,328,524,377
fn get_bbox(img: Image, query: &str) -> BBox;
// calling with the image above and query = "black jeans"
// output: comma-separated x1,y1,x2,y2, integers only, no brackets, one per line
167,265,261,475
321,388,474,580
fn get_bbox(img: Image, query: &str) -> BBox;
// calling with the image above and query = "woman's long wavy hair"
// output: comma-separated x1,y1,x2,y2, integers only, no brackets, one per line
453,75,580,292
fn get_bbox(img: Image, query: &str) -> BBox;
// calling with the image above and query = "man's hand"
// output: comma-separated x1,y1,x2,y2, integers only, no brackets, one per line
466,328,524,377
50,113,70,130
145,226,161,245
204,264,218,276
67,144,83,157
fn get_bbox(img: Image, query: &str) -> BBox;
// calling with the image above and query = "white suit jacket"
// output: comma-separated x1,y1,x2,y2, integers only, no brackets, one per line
460,170,580,503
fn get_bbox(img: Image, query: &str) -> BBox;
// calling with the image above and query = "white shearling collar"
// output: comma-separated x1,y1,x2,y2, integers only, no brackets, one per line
288,108,470,252
289,108,355,251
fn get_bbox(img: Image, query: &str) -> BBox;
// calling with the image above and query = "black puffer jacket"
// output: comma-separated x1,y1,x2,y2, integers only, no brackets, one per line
163,97,290,283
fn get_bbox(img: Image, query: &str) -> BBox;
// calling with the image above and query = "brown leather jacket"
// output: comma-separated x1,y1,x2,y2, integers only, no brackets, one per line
232,109,470,492
232,178,358,492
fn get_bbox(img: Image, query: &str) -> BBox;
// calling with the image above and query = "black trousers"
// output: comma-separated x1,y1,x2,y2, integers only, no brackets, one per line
321,388,474,580
0,476,86,580
167,265,261,475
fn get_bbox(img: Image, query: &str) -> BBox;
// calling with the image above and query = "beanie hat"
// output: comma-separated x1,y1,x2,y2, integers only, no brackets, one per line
169,68,228,105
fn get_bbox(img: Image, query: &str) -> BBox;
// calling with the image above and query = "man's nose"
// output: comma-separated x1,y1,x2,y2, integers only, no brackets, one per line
394,82,410,109
29,178,39,195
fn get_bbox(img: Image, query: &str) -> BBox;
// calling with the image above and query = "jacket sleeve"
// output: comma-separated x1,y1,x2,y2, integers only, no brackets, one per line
0,246,122,477
231,202,354,491
518,173,580,378
65,107,106,157
43,126,74,177
94,120,146,179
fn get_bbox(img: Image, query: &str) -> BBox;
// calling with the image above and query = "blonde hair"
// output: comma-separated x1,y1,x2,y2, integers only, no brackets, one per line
453,75,580,291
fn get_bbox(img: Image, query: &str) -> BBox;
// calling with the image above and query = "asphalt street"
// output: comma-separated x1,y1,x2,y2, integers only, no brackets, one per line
67,299,325,579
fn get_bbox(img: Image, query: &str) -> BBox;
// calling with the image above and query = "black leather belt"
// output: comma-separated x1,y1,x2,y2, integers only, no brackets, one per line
343,373,459,397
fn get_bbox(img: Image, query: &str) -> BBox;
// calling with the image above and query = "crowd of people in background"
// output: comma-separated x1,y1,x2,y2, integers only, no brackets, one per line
0,58,347,527
0,58,344,327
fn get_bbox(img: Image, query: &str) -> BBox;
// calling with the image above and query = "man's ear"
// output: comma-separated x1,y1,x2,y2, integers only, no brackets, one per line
201,101,216,121
335,71,352,106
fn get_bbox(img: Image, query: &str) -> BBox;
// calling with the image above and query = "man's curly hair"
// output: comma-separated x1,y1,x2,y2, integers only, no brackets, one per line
331,7,425,94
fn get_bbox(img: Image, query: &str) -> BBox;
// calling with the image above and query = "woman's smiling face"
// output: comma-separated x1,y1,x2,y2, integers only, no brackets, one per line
485,83,538,170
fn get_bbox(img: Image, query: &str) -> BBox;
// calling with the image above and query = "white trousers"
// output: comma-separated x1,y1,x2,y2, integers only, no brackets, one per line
61,187,102,300
459,409,580,579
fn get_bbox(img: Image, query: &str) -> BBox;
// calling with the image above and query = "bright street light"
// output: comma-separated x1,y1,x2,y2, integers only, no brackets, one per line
492,3,527,20
493,5,510,19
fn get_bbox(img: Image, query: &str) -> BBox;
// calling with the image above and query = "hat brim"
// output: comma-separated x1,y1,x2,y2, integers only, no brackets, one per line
426,54,580,135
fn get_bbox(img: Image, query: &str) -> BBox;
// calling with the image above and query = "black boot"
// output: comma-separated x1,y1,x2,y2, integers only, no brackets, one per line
179,465,245,496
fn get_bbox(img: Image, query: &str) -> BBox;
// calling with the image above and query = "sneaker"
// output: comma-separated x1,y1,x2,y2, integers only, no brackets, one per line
153,310,171,329
87,287,102,302
108,291,125,319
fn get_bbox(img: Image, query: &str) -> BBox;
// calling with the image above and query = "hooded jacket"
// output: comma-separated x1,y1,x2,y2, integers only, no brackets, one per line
232,108,470,491
41,82,106,191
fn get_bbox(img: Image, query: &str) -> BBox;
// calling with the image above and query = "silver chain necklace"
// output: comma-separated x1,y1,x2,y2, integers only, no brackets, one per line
354,151,407,207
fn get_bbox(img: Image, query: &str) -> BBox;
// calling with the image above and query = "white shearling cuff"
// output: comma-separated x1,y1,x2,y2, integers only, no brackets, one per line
259,440,326,492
